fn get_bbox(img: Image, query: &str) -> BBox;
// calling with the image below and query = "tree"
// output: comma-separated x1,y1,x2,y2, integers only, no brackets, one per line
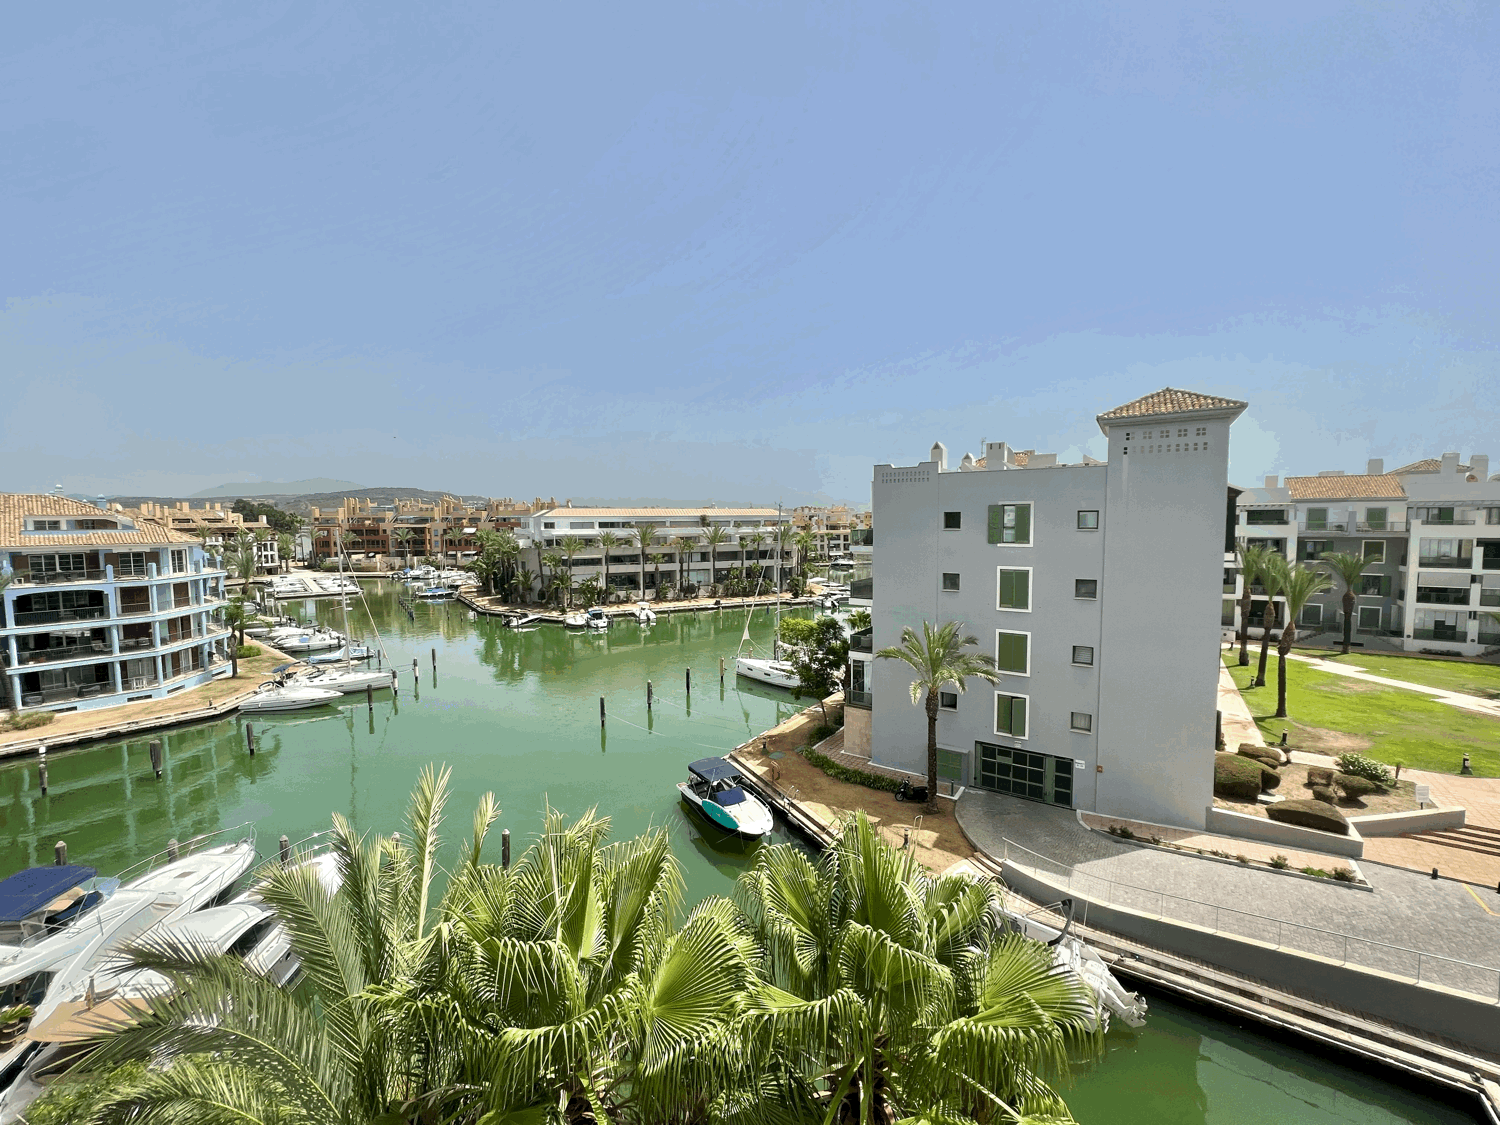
743,531,765,588
230,498,299,534
1275,563,1333,718
1320,551,1373,656
738,812,1099,1124
393,527,415,571
672,535,694,597
1254,553,1288,688
876,621,1001,814
649,552,665,597
275,532,294,574
846,607,872,632
597,530,619,598
1236,544,1273,666
470,529,505,595
703,526,730,595
558,536,584,607
778,615,848,722
222,539,259,656
513,566,536,604
632,522,658,600
575,576,605,608
793,529,817,576
541,551,564,607
774,523,794,590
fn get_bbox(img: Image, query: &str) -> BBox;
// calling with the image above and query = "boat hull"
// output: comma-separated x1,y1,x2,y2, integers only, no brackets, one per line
677,783,774,840
735,656,800,690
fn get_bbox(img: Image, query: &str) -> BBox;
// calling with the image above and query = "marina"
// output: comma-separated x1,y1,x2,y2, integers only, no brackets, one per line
0,582,1488,1122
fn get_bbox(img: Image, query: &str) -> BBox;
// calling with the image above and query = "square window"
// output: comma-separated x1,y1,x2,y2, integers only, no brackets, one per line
987,503,1031,544
1366,507,1388,530
1074,579,1098,599
995,693,1028,738
1301,603,1323,626
1071,645,1094,666
1070,712,1093,733
995,631,1029,675
996,567,1031,611
1076,510,1099,530
939,690,958,710
942,572,960,592
1362,541,1385,564
1358,606,1382,631
943,511,962,530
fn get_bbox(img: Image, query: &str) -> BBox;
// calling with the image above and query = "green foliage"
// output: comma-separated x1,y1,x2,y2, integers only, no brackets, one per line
24,1059,149,1124
0,1003,32,1025
1300,866,1331,878
1331,867,1358,882
804,745,903,792
1106,824,1138,840
1236,745,1282,767
845,607,872,631
235,644,262,659
777,614,849,708
1335,753,1395,788
1269,854,1291,869
0,711,55,732
1333,772,1380,799
231,498,300,534
1267,798,1350,834
1307,766,1335,787
1214,753,1276,799
1311,785,1337,804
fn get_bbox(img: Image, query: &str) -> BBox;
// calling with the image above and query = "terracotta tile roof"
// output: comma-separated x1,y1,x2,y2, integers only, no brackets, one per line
535,507,784,519
1390,458,1469,475
0,493,200,548
1097,387,1249,421
1283,475,1407,500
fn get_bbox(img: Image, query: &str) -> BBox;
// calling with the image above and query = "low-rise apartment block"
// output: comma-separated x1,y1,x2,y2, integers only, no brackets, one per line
855,389,1245,829
1231,454,1500,655
114,501,280,570
309,496,536,565
1,495,231,713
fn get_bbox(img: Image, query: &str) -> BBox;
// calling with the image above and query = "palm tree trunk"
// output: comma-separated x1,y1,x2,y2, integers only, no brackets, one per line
1238,586,1253,665
1342,590,1354,655
1255,600,1276,687
924,690,940,814
1275,620,1297,718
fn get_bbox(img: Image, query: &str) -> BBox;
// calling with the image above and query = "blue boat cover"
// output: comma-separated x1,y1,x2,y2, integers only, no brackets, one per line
714,786,748,807
0,866,97,922
687,758,742,784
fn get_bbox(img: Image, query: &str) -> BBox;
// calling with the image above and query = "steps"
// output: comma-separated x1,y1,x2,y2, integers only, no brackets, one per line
1408,824,1500,860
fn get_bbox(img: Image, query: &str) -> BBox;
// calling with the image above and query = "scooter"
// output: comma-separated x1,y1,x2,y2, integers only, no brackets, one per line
894,778,929,803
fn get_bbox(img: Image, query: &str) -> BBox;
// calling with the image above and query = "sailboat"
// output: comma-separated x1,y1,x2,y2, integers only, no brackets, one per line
734,505,800,690
290,547,392,695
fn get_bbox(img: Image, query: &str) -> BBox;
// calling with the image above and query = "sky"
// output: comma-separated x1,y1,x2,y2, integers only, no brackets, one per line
3,2,1497,506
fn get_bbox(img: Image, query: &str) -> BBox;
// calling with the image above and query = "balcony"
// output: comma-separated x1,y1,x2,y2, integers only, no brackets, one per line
5,641,110,667
1415,518,1475,526
846,689,871,708
850,631,873,653
1479,632,1500,647
851,529,873,547
1357,520,1406,533
1415,589,1472,606
12,606,108,627
1299,522,1348,533
1417,557,1474,570
19,678,114,706
1411,627,1465,642
10,569,108,587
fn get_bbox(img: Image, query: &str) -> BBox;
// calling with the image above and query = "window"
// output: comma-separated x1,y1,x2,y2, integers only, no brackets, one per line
1195,426,1207,437
1076,510,1099,530
995,631,1029,675
942,573,961,592
994,693,1028,738
943,511,962,530
31,519,61,531
1366,507,1388,530
1299,540,1328,562
542,521,556,529
28,553,88,576
75,519,117,530
1245,510,1287,525
1358,606,1382,632
996,568,1030,611
1074,579,1098,600
1069,712,1092,733
1304,507,1328,530
1488,509,1500,525
1412,506,1456,524
1362,541,1385,564
117,552,148,577
170,549,187,574
1301,603,1323,626
939,690,958,710
987,503,1031,545
1071,645,1094,666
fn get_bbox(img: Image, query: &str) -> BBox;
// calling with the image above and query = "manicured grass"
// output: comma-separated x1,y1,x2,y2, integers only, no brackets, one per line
1225,659,1500,777
1299,650,1500,700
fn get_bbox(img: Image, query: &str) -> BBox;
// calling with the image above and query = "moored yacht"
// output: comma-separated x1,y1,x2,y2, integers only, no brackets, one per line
677,758,775,841
239,679,342,713
734,654,800,690
291,664,394,695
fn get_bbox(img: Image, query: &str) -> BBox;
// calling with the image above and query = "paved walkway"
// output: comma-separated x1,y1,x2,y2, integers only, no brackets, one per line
957,789,1500,998
1217,663,1266,749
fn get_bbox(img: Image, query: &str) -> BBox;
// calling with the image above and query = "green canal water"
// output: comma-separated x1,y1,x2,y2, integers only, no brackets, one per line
0,583,1479,1124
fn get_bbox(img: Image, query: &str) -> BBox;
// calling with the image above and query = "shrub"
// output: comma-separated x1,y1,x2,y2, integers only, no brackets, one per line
1267,799,1350,835
236,644,262,659
1306,766,1335,787
1269,854,1291,869
1300,866,1331,878
1331,867,1358,883
802,746,902,794
1236,855,1250,864
1214,753,1277,799
1333,773,1379,800
1237,744,1282,767
1335,753,1394,789
1311,785,1337,805
807,723,839,746
1,711,56,732
1107,825,1137,840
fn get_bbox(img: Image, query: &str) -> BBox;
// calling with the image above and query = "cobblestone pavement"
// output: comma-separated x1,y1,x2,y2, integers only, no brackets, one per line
957,789,1500,997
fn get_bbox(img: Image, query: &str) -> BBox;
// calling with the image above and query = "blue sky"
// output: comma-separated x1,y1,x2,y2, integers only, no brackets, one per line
3,2,1496,505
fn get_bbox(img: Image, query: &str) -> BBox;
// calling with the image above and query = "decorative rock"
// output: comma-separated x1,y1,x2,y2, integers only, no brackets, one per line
1267,798,1350,834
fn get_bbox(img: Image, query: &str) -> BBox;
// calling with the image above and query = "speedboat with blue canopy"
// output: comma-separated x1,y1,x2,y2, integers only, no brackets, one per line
677,758,775,841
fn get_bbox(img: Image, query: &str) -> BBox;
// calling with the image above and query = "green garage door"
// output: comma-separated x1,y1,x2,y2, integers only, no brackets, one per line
974,742,1074,808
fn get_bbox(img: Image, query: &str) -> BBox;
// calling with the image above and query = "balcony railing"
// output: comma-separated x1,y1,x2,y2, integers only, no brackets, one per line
1357,520,1406,532
1222,581,1237,593
1415,518,1475,526
8,642,110,667
1411,627,1465,641
10,569,108,586
1299,522,1348,533
19,679,114,706
846,689,872,708
119,635,157,651
850,632,872,653
1415,590,1472,606
851,529,873,547
12,606,108,627
1479,632,1500,647
1417,557,1473,569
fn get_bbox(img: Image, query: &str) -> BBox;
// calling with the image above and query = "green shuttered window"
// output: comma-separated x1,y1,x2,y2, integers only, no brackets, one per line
987,503,1031,544
995,694,1028,737
997,568,1029,610
996,631,1028,674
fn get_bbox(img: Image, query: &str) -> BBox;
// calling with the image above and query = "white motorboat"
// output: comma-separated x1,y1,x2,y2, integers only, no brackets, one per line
563,611,588,628
307,645,373,665
677,758,775,841
291,666,394,695
734,655,800,690
415,586,453,600
504,613,543,629
635,602,658,625
584,607,610,630
239,681,342,713
270,627,346,654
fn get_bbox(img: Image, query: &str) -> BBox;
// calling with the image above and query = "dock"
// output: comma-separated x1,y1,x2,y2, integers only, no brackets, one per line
456,591,826,623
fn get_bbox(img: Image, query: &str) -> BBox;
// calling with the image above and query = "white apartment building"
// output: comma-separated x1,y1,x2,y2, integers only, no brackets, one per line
1,495,232,713
517,507,795,598
855,388,1246,830
1231,454,1500,656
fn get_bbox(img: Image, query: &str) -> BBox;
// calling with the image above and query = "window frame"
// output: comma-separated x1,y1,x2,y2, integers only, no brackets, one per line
1076,510,1099,531
996,566,1032,613
1300,603,1323,626
1362,540,1386,564
1069,712,1093,734
1304,507,1329,530
1365,507,1388,530
1074,578,1098,600
938,690,958,711
943,511,962,531
987,503,1032,545
1070,645,1094,667
941,572,961,592
1357,605,1383,631
993,692,1029,739
994,630,1031,677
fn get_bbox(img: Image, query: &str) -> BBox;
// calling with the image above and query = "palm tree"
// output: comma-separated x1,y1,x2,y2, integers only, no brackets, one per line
1275,563,1334,718
743,531,765,580
649,552,665,597
275,532,294,574
221,540,259,658
672,535,694,597
339,529,360,571
632,522,658,600
794,529,817,576
596,530,620,600
738,812,1098,1123
876,620,1001,813
1320,551,1373,655
703,526,730,595
1254,553,1288,688
846,607,872,632
558,536,583,607
514,566,536,604
1236,544,1273,666
393,527,415,571
541,551,564,607
774,523,794,591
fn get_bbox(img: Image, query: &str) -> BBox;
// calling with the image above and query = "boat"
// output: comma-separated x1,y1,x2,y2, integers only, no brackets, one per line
307,645,372,665
563,611,588,628
415,586,453,600
584,607,610,630
635,602,658,625
504,613,543,629
239,680,342,713
734,654,801,690
291,665,394,695
269,626,346,654
677,758,775,841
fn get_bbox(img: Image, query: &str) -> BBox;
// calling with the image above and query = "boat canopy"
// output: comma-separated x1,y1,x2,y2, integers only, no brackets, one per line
0,866,98,922
713,786,748,807
687,758,743,785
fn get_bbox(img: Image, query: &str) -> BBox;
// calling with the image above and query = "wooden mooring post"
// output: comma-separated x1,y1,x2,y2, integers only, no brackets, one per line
149,739,163,779
646,681,653,710
501,828,511,868
54,840,66,866
37,746,48,796
246,723,255,756
600,696,606,728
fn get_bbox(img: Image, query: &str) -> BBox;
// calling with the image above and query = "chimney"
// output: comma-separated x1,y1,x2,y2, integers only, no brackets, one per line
984,442,1013,468
1366,458,1384,476
1470,454,1489,481
1441,452,1460,475
930,441,947,471
959,452,976,471
1264,475,1278,489
95,495,107,509
1317,470,1345,477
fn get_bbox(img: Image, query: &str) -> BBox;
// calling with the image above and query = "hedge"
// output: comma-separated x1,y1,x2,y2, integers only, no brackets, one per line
1310,785,1337,805
1267,798,1349,835
803,747,903,794
1306,766,1335,787
1237,744,1283,767
1334,773,1380,799
1215,753,1277,799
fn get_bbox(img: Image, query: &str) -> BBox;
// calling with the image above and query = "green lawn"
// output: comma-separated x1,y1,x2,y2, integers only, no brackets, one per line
1297,650,1500,700
1225,659,1500,777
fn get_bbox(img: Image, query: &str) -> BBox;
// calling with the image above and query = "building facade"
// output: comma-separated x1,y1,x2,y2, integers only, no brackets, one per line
859,389,1246,830
1,495,231,713
309,496,536,566
1230,454,1500,656
115,501,280,571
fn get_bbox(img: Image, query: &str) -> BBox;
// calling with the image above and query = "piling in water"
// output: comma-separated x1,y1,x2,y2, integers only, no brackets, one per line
167,838,179,861
279,835,291,864
501,828,511,868
149,739,163,779
246,723,255,756
54,840,66,866
647,681,653,710
600,696,606,727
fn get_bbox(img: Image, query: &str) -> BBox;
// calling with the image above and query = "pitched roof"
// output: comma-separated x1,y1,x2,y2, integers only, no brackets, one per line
1097,387,1249,422
1284,475,1407,500
0,493,200,548
1389,458,1470,476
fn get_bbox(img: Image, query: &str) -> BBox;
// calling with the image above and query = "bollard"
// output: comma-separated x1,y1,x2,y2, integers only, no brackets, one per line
1432,867,1439,880
1462,753,1474,777
719,656,725,684
431,647,436,673
279,835,291,864
647,680,653,710
1279,729,1288,747
149,739,163,779
600,696,606,728
502,828,511,868
246,723,255,756
54,840,67,866
167,838,179,861
367,682,374,716
686,667,691,696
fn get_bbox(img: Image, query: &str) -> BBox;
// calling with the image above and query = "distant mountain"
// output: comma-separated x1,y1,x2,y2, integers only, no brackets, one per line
189,478,364,498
